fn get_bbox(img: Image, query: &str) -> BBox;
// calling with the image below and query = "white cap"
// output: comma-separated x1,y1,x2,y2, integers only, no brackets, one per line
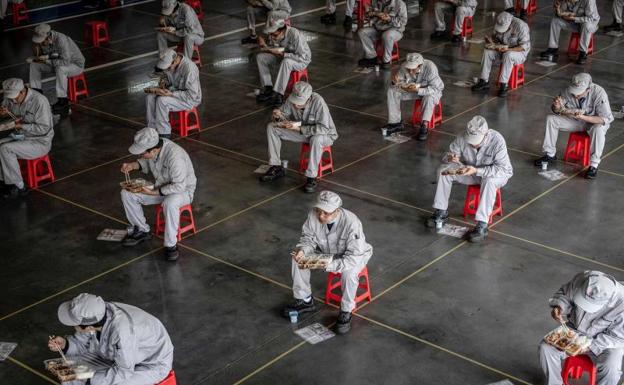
568,73,592,96
264,18,286,34
129,127,160,155
161,0,177,15
573,273,616,313
314,191,342,213
32,23,51,44
57,293,106,326
465,115,489,145
404,53,424,70
2,78,24,99
287,81,313,105
156,49,177,70
494,12,513,33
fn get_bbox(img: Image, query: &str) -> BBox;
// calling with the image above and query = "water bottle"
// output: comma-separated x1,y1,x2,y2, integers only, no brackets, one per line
435,218,443,231
289,310,298,323
541,162,548,171
374,64,380,73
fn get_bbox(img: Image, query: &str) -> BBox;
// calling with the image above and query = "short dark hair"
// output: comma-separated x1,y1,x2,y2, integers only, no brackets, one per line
147,139,164,152
79,313,107,329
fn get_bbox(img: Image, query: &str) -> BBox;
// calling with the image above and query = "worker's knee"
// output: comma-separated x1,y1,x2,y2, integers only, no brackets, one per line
308,135,324,148
120,188,133,202
589,124,607,136
501,52,514,64
538,340,558,359
545,114,559,127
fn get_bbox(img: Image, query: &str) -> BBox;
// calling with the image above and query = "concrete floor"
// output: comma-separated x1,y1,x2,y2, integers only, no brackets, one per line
1,0,624,384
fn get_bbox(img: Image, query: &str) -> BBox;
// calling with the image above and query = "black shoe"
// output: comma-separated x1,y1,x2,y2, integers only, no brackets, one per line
519,10,527,20
121,228,152,246
382,122,403,135
343,16,353,27
357,57,377,67
320,12,336,24
504,7,516,16
52,97,69,114
585,166,598,179
241,35,257,45
540,48,558,61
534,154,556,167
471,79,490,92
256,86,274,102
283,298,316,317
159,134,172,139
430,30,446,39
451,34,462,43
467,221,488,243
165,245,179,261
259,165,285,182
2,185,28,199
576,51,588,65
498,83,509,98
268,92,284,107
381,61,392,69
336,311,352,335
417,123,428,141
425,209,449,228
604,21,623,32
304,177,318,193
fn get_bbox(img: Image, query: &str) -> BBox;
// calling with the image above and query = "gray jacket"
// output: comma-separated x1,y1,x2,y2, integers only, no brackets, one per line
262,0,291,15
556,83,613,126
2,88,54,147
549,271,624,356
279,92,338,141
65,302,174,385
458,0,478,8
164,56,202,106
395,59,444,98
297,208,373,273
138,139,197,199
41,30,85,69
556,0,599,25
166,2,204,39
371,0,408,32
447,129,513,179
492,17,531,55
270,26,312,65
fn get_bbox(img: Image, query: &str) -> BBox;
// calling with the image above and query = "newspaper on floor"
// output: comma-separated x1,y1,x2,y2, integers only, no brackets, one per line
538,169,567,181
453,80,476,88
384,133,411,143
294,323,336,345
353,67,373,74
97,229,128,242
438,223,470,238
535,60,557,67
466,38,484,44
0,342,17,361
253,164,271,174
613,111,624,119
606,31,624,37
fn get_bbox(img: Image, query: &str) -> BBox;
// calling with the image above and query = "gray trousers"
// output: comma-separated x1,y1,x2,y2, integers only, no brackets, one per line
145,93,196,135
29,62,83,98
120,189,192,247
547,17,598,52
358,27,402,63
541,114,608,168
156,32,203,59
0,0,22,19
614,0,624,23
267,123,333,178
433,172,508,223
246,6,290,35
326,0,356,15
66,364,171,385
256,53,307,95
504,0,529,9
539,342,624,385
0,137,50,187
434,2,475,33
479,50,527,83
387,87,440,124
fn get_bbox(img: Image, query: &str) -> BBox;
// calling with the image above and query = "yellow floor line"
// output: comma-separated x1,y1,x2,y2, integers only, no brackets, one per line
72,104,144,127
36,190,128,225
7,357,59,385
53,153,135,183
232,341,308,385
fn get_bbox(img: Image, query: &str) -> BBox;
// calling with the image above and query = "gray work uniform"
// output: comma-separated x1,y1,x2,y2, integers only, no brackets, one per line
479,17,530,83
157,3,204,59
246,0,291,36
614,0,624,23
29,30,85,98
257,26,311,95
64,302,174,385
434,0,477,34
387,59,444,124
0,0,22,19
120,139,197,247
504,0,529,10
541,83,612,168
267,92,338,178
539,271,624,385
145,56,202,136
358,0,408,63
547,0,599,52
433,129,513,223
0,89,54,187
326,0,356,16
293,208,373,312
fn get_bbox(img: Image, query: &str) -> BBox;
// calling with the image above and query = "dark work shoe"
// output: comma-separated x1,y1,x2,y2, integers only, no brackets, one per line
165,245,179,261
357,57,377,67
256,86,274,102
336,311,352,334
540,48,558,61
534,154,556,167
467,221,488,243
320,12,336,24
451,34,462,43
497,83,509,98
52,97,69,114
519,10,527,20
121,228,152,246
283,298,316,317
2,185,28,199
471,79,490,92
576,51,588,65
604,21,623,32
343,15,353,27
417,123,428,141
430,30,446,39
585,166,598,179
382,122,403,135
304,177,318,193
426,209,449,228
259,165,286,182
268,92,284,107
241,35,257,45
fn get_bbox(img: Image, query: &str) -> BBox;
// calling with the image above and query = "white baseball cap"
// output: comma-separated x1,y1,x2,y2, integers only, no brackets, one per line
264,18,286,34
494,12,513,33
2,78,24,99
161,0,177,15
573,272,616,313
314,190,342,213
32,23,51,44
568,73,592,96
465,116,489,145
129,127,160,155
57,293,106,326
287,81,313,105
404,53,424,70
156,49,177,70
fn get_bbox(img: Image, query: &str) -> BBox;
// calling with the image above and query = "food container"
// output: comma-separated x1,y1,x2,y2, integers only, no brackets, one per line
543,326,592,356
44,359,95,382
297,254,333,270
119,178,154,193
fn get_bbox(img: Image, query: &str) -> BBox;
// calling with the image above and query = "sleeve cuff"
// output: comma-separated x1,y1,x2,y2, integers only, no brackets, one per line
475,167,485,177
159,187,165,196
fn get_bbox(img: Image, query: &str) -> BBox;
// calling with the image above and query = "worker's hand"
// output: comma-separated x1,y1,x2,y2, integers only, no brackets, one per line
159,16,166,26
120,162,139,173
379,12,390,21
484,35,493,44
13,119,22,129
164,26,176,34
457,166,477,176
278,121,294,129
48,336,66,352
391,72,400,84
552,96,562,111
272,109,284,121
406,83,419,92
155,88,173,97
447,153,461,164
551,306,564,322
291,249,305,262
562,14,575,21
140,186,158,195
498,46,508,53
0,106,8,116
257,35,267,48
269,48,284,57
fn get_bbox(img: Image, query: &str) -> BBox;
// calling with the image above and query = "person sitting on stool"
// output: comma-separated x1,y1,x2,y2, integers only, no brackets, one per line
357,0,408,69
241,0,291,44
156,0,204,59
430,0,477,43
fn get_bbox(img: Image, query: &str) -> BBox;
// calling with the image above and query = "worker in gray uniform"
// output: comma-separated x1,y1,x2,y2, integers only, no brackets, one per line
0,0,23,32
426,115,513,243
119,127,197,261
503,0,530,19
241,0,291,44
383,52,444,141
534,73,612,180
283,191,373,335
320,0,356,26
260,81,338,193
357,0,408,69
430,0,477,42
29,23,85,116
471,11,530,98
604,0,624,32
255,18,311,107
145,49,201,138
157,0,204,60
540,0,599,64
0,78,54,199
48,293,174,385
540,271,624,385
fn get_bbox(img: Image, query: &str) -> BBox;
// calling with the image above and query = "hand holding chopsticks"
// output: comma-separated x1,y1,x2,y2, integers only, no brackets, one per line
48,335,68,363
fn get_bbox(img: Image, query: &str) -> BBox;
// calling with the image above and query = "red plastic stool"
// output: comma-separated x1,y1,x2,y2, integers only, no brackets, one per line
11,2,29,25
155,370,177,385
450,15,473,38
68,73,89,103
353,0,372,27
463,184,503,224
176,43,202,67
375,40,400,63
18,155,55,189
299,143,334,178
412,100,442,128
185,0,204,20
107,0,120,6
516,0,537,15
155,204,196,241
84,21,110,47
497,63,525,89
568,32,594,56
169,107,201,137
325,266,372,311
562,355,597,385
285,68,309,95
563,131,590,167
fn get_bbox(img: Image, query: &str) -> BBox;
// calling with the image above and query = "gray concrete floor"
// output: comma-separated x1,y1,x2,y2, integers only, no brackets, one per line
1,0,624,384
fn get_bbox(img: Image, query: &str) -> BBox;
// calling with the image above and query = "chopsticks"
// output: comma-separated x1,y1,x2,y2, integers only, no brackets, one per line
5,110,18,121
49,336,69,364
124,170,130,184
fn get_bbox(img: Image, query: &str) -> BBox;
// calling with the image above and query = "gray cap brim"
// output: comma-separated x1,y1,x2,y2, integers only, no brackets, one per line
465,133,485,146
573,290,607,313
161,5,174,15
568,84,587,96
494,20,511,33
314,201,339,213
128,142,149,155
287,92,309,105
32,34,47,44
3,89,20,99
57,301,82,326
404,62,419,70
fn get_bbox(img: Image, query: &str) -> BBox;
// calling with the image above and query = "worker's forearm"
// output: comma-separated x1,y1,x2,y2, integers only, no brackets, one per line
579,115,605,125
